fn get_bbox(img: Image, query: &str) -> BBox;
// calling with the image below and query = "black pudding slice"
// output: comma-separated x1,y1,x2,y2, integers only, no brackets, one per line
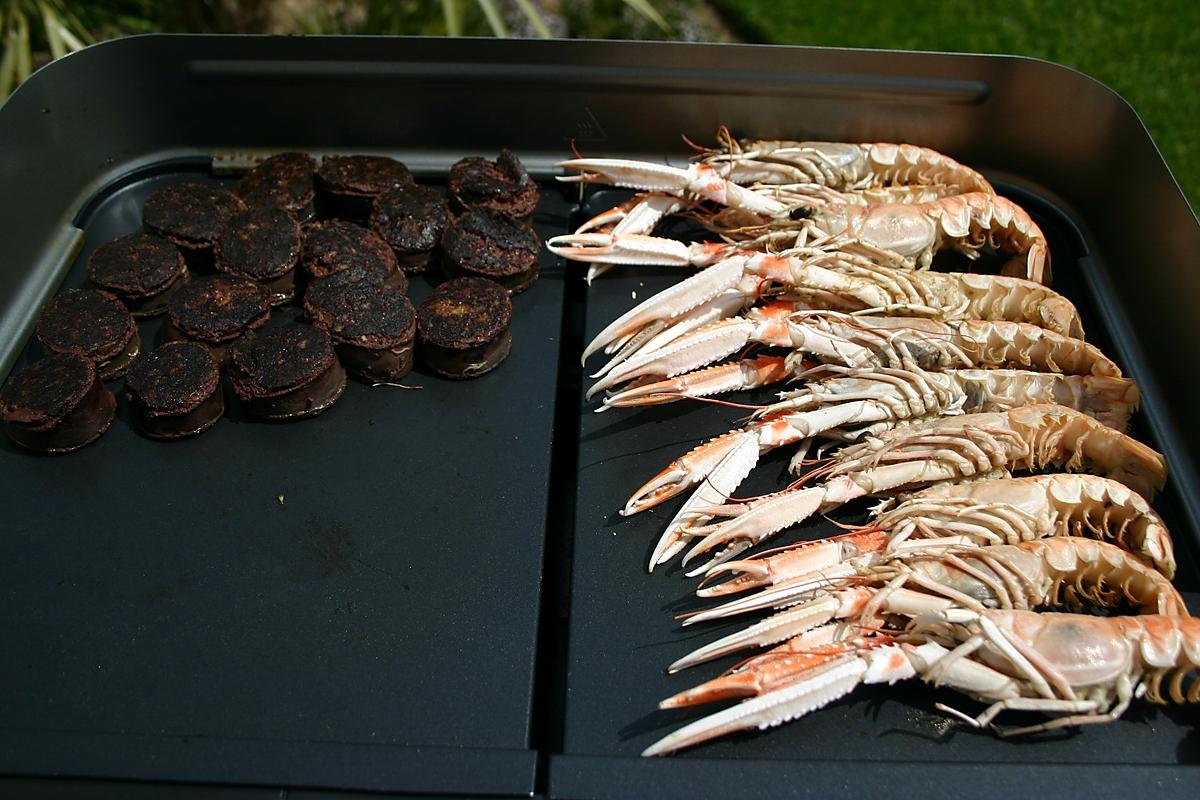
416,277,512,380
447,149,539,222
143,182,246,269
228,323,346,421
87,232,188,317
237,152,317,221
368,184,450,272
301,219,407,293
214,205,302,305
316,155,413,222
442,207,540,293
36,288,140,380
124,341,224,440
162,275,271,367
307,282,416,382
1,352,116,453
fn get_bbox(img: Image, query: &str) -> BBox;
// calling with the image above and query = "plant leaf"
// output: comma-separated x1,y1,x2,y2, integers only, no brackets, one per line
622,0,671,33
40,3,66,59
442,0,462,36
513,0,552,38
0,31,17,99
475,0,509,37
13,7,30,83
53,18,87,53
46,0,93,45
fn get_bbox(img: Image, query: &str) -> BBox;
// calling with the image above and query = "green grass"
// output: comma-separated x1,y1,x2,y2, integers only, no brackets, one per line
714,0,1199,215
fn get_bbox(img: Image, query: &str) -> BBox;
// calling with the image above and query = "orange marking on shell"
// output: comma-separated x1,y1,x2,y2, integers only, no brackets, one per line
753,301,798,345
758,356,793,383
763,321,792,345
760,416,805,448
759,300,797,319
842,587,872,616
1136,615,1183,639
765,417,796,436
756,255,793,283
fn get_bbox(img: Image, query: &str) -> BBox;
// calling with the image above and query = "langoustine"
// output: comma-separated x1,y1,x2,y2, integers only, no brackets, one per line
559,133,995,250
643,610,1200,756
631,370,1140,571
673,404,1167,573
690,473,1177,617
590,309,1113,403
580,254,1080,374
553,193,1049,285
671,536,1184,671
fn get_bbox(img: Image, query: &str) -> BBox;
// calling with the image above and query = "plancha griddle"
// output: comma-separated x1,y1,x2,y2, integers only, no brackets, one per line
0,34,1196,799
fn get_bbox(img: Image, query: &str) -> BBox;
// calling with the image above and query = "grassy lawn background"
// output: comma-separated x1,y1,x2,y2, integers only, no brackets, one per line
714,0,1199,215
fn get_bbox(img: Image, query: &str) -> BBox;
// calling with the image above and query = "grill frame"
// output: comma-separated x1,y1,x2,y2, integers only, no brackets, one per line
0,34,1197,799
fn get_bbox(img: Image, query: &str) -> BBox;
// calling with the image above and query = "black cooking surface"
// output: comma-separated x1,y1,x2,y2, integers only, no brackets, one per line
552,187,1200,792
0,164,570,796
3,161,1198,800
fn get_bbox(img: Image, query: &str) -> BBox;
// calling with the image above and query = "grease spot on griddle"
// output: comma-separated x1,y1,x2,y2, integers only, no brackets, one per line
300,520,356,579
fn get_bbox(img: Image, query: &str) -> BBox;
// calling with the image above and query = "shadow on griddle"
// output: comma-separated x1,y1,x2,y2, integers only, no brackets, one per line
1175,717,1200,763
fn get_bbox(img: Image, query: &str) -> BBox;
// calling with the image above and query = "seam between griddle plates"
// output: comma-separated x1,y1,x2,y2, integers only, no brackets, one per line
530,186,587,797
